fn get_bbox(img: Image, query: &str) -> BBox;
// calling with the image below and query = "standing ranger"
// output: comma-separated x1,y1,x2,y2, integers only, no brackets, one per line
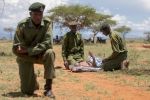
12,2,55,98
100,23,129,71
62,21,84,70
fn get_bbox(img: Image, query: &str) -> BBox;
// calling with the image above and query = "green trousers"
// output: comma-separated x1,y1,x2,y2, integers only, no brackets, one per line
67,54,84,65
16,49,55,94
102,52,127,71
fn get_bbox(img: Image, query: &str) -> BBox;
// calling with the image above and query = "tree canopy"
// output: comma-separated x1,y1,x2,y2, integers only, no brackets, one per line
48,5,116,28
4,27,14,40
114,25,131,39
114,26,131,34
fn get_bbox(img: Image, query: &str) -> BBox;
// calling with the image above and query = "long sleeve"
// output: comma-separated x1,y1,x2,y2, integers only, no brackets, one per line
62,34,68,61
79,36,84,59
111,37,120,53
107,32,124,60
12,24,26,55
68,33,84,59
28,24,53,56
62,32,84,61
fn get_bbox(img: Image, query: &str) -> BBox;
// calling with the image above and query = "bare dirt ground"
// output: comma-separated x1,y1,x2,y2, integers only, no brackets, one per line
51,45,150,100
0,42,150,100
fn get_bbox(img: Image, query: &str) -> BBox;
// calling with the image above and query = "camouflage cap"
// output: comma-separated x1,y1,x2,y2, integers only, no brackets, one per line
29,2,45,12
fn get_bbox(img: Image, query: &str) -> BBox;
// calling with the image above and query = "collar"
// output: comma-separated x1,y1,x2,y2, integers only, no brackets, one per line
70,31,78,35
29,18,44,28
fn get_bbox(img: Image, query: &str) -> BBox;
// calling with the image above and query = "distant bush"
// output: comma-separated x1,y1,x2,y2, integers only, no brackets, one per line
0,51,13,57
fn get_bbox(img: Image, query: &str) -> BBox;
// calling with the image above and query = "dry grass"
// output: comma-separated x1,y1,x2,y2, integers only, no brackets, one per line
0,40,150,100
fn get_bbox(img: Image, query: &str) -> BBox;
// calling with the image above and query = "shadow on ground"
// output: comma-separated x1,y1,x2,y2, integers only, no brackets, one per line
2,91,38,98
122,69,150,76
55,66,63,69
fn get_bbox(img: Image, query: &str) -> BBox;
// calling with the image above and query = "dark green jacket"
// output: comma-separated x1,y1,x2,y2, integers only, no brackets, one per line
107,31,127,60
13,17,53,56
62,32,84,61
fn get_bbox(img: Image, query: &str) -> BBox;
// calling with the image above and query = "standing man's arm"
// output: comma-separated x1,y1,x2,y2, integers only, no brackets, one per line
62,34,68,62
62,34,69,68
28,23,53,56
71,34,84,60
103,36,120,62
80,36,84,60
12,24,27,55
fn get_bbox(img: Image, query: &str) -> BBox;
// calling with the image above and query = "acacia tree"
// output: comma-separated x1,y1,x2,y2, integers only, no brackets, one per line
91,20,116,43
48,5,116,43
4,27,14,40
114,25,131,40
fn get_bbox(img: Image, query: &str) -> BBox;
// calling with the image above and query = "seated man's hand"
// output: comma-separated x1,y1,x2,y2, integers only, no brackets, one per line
16,46,28,54
64,60,69,70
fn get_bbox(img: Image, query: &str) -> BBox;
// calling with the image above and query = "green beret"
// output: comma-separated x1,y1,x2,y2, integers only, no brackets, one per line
29,2,45,12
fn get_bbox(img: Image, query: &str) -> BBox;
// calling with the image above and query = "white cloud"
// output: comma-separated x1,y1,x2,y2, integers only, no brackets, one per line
138,0,150,10
5,0,19,4
0,0,69,29
112,14,127,24
112,14,150,32
0,0,150,36
29,0,68,11
98,7,112,15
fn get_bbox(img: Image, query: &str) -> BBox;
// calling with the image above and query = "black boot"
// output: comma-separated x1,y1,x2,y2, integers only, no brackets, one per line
44,79,55,98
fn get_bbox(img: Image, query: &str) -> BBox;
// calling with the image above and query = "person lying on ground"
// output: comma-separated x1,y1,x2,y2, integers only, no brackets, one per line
69,51,102,72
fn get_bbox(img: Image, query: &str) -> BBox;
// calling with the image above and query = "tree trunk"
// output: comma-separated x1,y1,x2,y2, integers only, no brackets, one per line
10,32,13,41
93,32,98,44
123,32,126,40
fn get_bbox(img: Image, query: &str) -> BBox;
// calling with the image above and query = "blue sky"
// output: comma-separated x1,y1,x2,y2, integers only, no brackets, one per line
0,0,150,39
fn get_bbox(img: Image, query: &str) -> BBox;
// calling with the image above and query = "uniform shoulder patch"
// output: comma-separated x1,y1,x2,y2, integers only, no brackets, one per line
16,18,29,35
63,32,69,38
18,17,29,25
43,16,51,23
66,32,71,36
77,32,81,35
43,17,52,28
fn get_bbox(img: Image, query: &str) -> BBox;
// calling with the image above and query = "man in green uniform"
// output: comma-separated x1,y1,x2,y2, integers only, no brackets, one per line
12,2,55,98
62,21,84,70
100,23,129,71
